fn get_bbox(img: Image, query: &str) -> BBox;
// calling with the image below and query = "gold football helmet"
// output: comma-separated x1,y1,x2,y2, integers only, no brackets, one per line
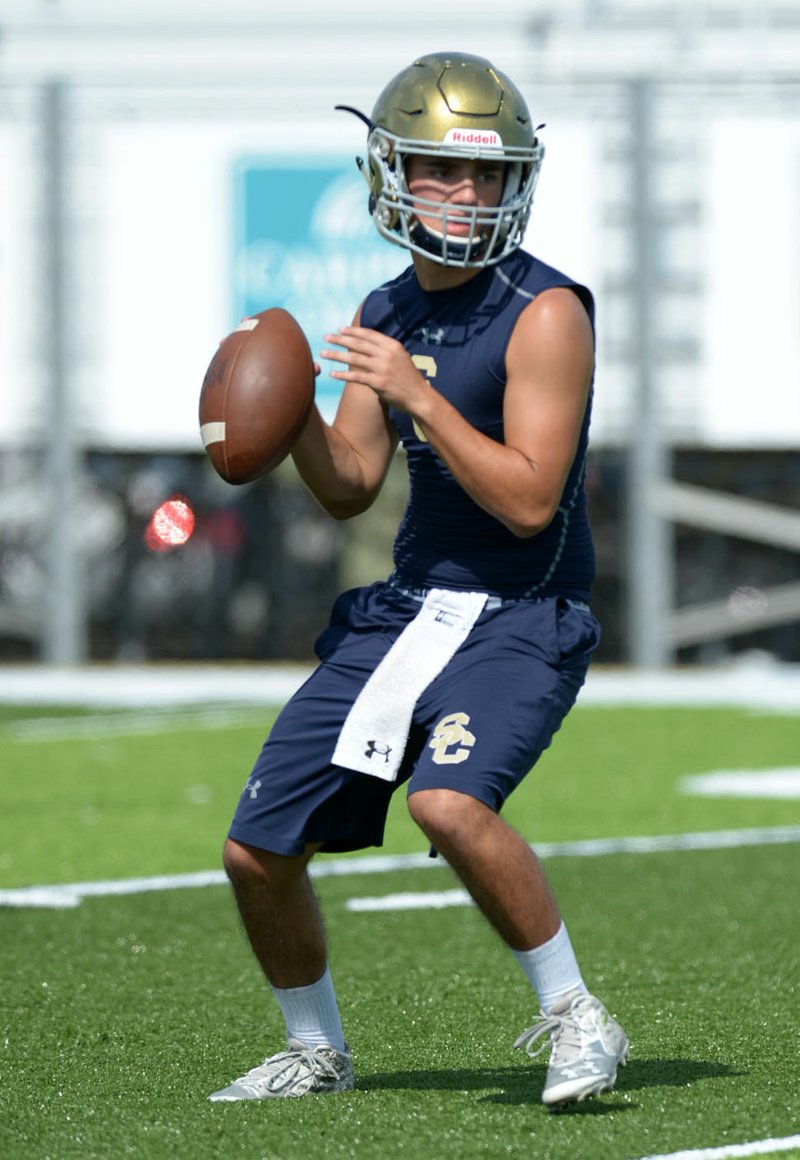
337,52,545,268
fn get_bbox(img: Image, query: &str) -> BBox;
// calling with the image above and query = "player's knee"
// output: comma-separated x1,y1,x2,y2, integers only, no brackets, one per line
407,788,481,845
222,837,260,887
222,838,284,894
222,837,314,895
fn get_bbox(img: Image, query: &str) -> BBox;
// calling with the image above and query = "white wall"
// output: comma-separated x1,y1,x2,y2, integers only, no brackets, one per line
700,116,800,446
0,105,605,446
1,19,799,450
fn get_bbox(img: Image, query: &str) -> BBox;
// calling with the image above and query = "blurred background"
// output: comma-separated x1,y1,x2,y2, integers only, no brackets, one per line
1,0,799,669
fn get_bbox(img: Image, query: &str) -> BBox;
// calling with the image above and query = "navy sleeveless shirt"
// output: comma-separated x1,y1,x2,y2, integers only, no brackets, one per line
359,249,596,602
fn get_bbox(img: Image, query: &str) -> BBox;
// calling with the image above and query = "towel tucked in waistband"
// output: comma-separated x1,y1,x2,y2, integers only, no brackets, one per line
330,587,488,782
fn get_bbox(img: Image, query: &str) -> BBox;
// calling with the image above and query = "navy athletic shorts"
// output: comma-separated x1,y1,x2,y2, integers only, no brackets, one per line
227,579,600,857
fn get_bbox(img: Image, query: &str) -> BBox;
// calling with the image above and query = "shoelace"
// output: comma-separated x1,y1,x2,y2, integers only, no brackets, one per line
513,1010,584,1059
241,1045,341,1094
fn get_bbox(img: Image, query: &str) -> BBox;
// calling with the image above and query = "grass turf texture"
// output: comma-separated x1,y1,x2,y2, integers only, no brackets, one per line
1,704,799,886
1,699,799,1159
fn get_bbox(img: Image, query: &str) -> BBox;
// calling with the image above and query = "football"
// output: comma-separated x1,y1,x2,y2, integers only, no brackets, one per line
199,307,315,484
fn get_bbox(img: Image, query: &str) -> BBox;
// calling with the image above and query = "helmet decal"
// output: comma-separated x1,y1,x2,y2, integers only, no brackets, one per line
442,128,503,147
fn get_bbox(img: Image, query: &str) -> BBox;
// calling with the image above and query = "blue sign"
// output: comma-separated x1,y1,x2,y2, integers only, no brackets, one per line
232,159,407,421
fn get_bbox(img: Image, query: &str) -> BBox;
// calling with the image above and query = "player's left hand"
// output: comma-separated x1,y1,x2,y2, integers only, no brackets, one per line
321,327,429,414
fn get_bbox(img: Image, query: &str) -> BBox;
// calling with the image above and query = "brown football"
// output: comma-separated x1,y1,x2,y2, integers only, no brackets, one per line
199,307,315,484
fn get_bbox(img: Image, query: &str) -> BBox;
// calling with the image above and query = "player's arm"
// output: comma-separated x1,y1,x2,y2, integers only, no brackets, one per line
498,286,594,533
291,309,399,520
322,287,593,538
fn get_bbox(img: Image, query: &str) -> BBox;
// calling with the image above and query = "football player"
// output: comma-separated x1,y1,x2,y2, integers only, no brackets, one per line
210,51,628,1107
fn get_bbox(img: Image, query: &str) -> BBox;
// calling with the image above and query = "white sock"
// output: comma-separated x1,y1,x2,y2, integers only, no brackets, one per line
511,922,588,1013
270,966,346,1053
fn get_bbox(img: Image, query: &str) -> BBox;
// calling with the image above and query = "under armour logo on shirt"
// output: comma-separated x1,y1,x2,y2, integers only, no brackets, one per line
420,326,445,345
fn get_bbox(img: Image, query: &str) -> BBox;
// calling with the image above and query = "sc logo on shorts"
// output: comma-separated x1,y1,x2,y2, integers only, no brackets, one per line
429,712,476,765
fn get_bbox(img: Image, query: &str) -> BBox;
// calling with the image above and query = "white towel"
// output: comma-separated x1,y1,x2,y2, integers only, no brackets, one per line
331,588,488,782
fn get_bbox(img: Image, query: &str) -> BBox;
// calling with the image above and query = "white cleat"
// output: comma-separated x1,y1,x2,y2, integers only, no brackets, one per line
514,990,629,1107
209,1037,354,1101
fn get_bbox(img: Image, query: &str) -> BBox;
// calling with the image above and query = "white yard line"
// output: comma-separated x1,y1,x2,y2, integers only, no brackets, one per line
681,769,800,800
345,824,800,913
348,888,470,912
2,824,799,910
4,705,270,743
632,1133,800,1159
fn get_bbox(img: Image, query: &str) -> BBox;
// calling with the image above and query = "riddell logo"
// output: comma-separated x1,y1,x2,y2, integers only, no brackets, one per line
443,129,503,147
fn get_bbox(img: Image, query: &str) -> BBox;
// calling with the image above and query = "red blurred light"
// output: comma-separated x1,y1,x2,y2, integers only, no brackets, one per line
145,497,196,552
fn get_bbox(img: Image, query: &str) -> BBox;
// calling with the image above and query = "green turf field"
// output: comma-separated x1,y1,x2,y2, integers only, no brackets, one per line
1,684,799,1160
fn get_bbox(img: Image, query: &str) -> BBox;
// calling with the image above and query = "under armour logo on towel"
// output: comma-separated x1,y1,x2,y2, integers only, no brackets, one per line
364,741,392,763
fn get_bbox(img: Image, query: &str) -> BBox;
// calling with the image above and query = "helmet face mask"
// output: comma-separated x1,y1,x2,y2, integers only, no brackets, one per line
342,52,545,269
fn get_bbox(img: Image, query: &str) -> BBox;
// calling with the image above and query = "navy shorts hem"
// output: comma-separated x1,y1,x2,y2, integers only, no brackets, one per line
405,777,501,814
228,818,387,858
228,820,309,858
